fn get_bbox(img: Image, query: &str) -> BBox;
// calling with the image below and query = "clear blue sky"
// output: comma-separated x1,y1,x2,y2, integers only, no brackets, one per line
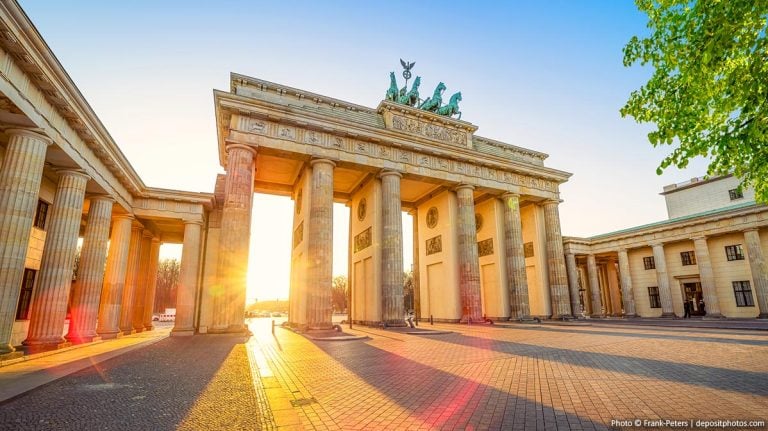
19,1,709,300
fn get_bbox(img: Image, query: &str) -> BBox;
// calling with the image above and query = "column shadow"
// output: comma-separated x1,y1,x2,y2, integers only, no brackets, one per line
526,326,768,347
314,338,609,430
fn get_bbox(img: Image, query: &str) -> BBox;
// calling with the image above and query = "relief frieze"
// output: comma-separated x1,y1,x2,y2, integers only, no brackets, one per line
426,235,442,256
392,115,467,147
354,227,372,253
478,238,494,257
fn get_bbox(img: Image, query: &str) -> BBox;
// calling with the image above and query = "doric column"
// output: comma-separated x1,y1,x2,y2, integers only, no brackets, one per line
66,195,114,343
212,144,255,332
142,238,161,330
0,129,51,355
586,254,602,317
455,184,482,322
692,236,721,317
380,170,405,326
118,223,144,334
617,249,636,317
501,193,530,320
410,209,421,320
744,229,768,318
96,215,134,338
132,230,153,332
651,243,674,317
306,159,335,329
565,253,581,316
23,169,90,351
542,199,572,318
173,220,203,335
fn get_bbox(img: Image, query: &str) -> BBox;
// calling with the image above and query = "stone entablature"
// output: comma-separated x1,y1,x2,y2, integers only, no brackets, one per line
228,113,561,197
563,204,768,254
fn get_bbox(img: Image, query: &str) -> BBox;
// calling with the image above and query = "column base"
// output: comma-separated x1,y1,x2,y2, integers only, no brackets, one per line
660,312,676,318
120,329,136,336
170,328,195,337
590,314,604,319
622,314,637,318
143,325,154,331
757,313,768,319
382,320,408,328
207,324,250,335
97,331,123,340
132,327,144,334
22,340,72,354
702,314,725,320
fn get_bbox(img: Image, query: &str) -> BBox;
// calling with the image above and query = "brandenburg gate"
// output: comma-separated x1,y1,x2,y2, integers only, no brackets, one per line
199,71,573,332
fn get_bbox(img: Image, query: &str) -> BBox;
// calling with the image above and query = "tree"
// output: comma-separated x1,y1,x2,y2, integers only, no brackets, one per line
622,1,768,200
331,275,347,312
155,258,180,313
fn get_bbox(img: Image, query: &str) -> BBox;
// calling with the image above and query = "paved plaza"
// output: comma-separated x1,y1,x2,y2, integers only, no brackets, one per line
0,320,767,430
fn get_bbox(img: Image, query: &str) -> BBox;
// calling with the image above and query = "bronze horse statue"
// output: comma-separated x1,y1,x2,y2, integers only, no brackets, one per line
418,82,446,112
436,92,462,120
398,76,421,107
385,72,398,102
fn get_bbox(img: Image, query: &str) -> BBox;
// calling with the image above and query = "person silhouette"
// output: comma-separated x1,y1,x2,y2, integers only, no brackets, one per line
683,300,691,319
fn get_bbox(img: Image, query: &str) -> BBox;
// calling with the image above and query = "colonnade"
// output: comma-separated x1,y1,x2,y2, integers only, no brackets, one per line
565,230,768,318
0,128,203,356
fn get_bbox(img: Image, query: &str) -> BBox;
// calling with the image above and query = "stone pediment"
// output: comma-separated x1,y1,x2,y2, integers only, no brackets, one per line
377,100,478,149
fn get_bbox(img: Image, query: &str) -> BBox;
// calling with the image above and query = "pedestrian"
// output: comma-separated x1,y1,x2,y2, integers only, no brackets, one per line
683,300,691,319
699,299,706,316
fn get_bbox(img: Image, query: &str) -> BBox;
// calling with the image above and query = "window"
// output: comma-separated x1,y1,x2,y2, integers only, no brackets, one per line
729,188,744,200
643,256,655,270
680,251,696,266
15,268,36,320
725,245,745,261
33,200,49,230
732,281,754,307
648,287,661,308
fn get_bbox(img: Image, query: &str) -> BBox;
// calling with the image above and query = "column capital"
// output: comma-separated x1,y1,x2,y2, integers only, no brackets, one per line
225,143,257,156
617,247,629,254
142,229,154,239
691,235,708,242
131,222,144,232
54,168,90,182
183,219,204,227
4,128,53,145
87,194,115,204
112,214,135,222
743,227,760,233
454,183,475,192
649,241,665,248
541,198,562,206
378,169,403,179
501,192,520,200
407,208,417,216
151,237,161,245
309,158,336,168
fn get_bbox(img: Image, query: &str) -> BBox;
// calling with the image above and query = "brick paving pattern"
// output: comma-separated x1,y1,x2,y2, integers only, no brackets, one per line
0,319,767,430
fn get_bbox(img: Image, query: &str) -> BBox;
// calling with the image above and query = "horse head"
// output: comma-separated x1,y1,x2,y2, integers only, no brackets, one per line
436,82,446,95
412,76,421,90
389,71,396,83
450,92,462,104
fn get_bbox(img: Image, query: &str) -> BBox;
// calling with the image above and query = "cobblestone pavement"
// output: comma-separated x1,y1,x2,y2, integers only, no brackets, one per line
1,319,767,431
251,319,768,431
0,333,273,431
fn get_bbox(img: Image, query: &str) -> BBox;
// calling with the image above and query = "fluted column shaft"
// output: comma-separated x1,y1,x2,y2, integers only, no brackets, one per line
132,230,153,332
651,243,674,317
96,215,134,338
692,237,721,317
173,221,203,335
0,130,51,354
617,249,636,317
142,238,161,330
24,170,90,349
213,144,255,332
565,253,581,316
306,159,335,329
542,200,571,318
456,185,482,322
744,229,768,318
586,254,602,316
501,193,530,319
119,225,144,334
66,196,114,342
380,171,404,325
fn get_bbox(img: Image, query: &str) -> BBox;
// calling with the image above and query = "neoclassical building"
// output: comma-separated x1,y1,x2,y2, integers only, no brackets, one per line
564,175,768,319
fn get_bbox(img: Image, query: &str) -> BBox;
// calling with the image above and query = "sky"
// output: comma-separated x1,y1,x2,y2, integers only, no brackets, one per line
19,1,710,301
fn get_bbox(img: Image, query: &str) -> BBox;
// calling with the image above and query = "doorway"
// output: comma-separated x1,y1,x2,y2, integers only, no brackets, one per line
681,281,705,316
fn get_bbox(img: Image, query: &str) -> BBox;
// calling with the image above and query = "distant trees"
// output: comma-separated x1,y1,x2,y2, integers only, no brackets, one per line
403,270,414,312
332,275,348,312
154,258,180,313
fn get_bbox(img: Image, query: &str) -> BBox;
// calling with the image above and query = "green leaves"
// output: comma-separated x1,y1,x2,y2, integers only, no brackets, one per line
623,0,768,201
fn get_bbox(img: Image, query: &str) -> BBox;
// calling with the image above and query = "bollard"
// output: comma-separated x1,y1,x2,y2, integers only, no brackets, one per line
430,315,433,325
271,319,275,335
